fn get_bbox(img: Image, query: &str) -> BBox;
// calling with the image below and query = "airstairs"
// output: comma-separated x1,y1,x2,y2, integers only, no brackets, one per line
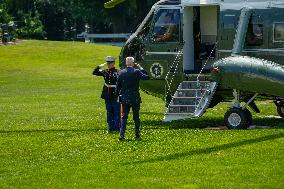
163,81,217,122
163,37,218,122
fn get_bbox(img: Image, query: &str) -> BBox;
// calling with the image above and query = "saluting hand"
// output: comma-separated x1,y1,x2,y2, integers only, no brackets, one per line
134,63,143,70
99,63,107,68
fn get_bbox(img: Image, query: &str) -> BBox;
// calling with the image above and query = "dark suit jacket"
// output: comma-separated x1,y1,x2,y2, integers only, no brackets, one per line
116,67,150,105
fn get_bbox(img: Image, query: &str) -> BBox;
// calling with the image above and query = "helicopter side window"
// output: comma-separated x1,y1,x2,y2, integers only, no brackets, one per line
245,16,264,46
223,14,237,29
274,23,284,42
151,9,180,43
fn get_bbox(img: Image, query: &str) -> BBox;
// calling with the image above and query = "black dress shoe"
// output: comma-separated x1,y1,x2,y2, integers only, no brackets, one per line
119,137,125,141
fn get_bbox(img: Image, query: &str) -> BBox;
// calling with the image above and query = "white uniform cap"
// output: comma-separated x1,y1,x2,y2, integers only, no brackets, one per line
105,56,115,62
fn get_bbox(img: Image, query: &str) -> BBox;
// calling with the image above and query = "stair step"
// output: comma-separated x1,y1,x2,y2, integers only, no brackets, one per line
177,89,200,91
163,113,195,122
164,80,218,122
181,81,211,89
176,90,203,97
165,113,194,115
172,98,200,105
168,106,196,113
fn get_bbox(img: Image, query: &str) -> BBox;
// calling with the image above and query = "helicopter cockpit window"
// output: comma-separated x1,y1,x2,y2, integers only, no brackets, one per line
274,23,284,42
151,9,180,43
245,16,264,46
137,13,153,39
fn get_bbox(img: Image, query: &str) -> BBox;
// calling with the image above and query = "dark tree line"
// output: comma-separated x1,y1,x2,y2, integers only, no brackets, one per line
0,0,158,40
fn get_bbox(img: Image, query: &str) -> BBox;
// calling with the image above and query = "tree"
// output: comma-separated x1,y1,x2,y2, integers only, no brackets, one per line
105,0,158,33
0,0,159,40
0,0,12,24
5,0,44,39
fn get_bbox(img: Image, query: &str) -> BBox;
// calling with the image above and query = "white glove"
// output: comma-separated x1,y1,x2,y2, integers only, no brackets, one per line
138,64,144,70
135,63,143,70
99,63,107,68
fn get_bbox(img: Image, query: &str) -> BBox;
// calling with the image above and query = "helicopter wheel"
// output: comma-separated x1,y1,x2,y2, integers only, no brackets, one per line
276,101,284,118
224,108,250,129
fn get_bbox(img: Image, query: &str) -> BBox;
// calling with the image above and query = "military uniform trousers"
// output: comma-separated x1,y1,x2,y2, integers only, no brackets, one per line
105,100,120,132
120,103,140,139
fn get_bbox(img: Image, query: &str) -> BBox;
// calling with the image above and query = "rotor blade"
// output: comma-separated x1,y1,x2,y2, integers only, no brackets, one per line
104,0,126,8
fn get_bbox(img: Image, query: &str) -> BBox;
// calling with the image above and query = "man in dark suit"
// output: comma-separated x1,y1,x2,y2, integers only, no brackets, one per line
116,57,150,140
93,56,120,132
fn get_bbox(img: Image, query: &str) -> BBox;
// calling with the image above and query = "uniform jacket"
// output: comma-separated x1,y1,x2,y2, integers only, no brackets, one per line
116,67,150,105
93,66,119,101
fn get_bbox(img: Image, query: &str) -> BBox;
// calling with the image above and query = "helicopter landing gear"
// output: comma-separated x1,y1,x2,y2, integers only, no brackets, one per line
243,108,252,126
277,105,284,118
224,90,258,129
274,100,284,118
225,107,251,129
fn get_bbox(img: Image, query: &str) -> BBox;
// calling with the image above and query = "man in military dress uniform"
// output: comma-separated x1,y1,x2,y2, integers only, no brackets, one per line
116,57,150,140
93,56,120,132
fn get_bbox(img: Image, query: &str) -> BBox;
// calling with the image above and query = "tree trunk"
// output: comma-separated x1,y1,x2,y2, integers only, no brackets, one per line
107,3,126,33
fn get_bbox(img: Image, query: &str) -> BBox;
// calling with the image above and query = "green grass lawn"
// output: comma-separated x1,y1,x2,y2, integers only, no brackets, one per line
0,40,283,188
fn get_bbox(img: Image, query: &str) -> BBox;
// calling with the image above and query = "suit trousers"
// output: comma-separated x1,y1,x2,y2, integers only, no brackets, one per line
120,103,140,138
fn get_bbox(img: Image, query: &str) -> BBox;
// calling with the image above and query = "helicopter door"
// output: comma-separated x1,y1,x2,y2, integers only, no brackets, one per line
143,7,182,80
183,5,219,74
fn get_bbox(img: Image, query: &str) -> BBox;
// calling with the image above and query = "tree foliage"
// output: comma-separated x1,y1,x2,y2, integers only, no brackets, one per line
1,0,158,40
0,0,12,23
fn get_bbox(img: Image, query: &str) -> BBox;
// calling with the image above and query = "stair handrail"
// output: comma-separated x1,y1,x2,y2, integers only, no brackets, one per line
196,41,219,86
194,82,218,117
165,44,184,97
165,48,183,91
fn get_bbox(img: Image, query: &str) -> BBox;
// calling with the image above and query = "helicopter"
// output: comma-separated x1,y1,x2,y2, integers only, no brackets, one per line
107,0,284,129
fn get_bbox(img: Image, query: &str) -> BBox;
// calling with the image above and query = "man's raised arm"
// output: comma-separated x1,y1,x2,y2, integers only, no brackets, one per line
92,63,106,76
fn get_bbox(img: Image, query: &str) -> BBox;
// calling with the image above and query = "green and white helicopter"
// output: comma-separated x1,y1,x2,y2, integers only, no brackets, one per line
105,0,284,129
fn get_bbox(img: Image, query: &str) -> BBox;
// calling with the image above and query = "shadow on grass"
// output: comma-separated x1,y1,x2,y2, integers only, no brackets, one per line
0,128,107,134
253,117,284,127
142,117,225,130
142,120,168,129
143,116,283,130
140,111,164,116
128,132,284,165
1,117,282,134
166,117,225,129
